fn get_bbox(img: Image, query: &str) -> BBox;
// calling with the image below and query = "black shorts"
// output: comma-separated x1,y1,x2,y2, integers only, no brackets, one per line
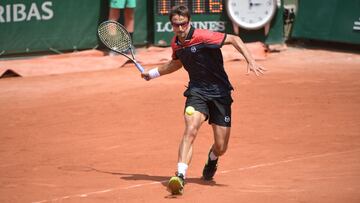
184,90,233,127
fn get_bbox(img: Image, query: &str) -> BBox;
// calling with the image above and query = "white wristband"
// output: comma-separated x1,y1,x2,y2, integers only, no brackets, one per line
148,68,160,79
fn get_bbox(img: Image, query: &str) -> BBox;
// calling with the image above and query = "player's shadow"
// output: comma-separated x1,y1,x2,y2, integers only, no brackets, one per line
58,165,227,199
92,168,228,188
58,165,228,187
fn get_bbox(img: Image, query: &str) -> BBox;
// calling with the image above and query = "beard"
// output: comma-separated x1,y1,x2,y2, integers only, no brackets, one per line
176,31,186,39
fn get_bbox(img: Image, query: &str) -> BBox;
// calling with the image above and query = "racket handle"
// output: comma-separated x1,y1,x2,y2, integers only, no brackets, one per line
134,62,144,73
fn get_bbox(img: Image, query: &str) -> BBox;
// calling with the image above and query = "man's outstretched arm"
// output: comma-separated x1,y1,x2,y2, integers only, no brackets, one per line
224,34,266,76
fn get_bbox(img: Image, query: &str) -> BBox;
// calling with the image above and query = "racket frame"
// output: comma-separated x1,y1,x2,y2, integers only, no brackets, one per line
98,20,144,73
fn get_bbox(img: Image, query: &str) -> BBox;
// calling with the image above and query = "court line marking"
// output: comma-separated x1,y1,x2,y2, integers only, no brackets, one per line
32,149,359,203
227,149,360,173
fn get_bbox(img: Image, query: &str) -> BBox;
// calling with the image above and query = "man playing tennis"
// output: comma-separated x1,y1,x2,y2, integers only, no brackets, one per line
141,5,265,195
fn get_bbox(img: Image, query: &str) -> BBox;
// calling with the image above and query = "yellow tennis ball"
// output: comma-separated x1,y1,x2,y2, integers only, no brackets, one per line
185,106,195,115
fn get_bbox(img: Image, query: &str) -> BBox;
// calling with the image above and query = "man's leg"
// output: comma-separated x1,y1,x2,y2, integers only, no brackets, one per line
108,0,125,21
124,8,135,54
212,125,231,156
168,110,206,195
179,111,206,165
124,8,135,33
107,4,122,56
202,125,231,180
108,8,121,21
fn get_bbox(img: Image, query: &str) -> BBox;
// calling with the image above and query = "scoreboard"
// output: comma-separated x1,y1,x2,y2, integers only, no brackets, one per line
154,0,227,45
156,0,223,15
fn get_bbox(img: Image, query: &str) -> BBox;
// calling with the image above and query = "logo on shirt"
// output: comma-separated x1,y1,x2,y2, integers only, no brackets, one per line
224,116,231,123
190,46,197,53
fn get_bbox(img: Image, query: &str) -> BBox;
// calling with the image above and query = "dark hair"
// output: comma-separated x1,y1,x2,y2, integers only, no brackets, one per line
169,5,191,22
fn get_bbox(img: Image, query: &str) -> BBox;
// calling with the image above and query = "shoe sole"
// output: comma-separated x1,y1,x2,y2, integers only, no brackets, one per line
168,177,184,195
202,175,214,181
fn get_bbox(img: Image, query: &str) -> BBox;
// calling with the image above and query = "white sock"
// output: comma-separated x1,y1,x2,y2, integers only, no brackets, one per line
177,162,188,178
209,150,218,161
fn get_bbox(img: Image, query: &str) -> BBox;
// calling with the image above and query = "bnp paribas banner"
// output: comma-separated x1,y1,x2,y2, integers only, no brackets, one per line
0,0,104,55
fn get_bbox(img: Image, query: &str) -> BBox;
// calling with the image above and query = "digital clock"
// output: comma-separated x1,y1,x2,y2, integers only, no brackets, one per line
156,0,223,15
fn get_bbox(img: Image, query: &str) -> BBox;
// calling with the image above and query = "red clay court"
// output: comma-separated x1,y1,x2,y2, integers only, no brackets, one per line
0,46,360,202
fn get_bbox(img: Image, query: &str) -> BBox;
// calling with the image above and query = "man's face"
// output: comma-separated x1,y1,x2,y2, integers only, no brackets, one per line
171,15,190,39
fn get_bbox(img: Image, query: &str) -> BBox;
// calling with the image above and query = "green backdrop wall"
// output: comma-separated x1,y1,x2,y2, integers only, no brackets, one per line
291,0,360,44
0,0,148,55
1,0,286,56
0,0,106,55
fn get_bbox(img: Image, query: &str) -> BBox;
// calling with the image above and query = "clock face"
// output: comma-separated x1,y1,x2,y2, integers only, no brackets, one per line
226,0,277,30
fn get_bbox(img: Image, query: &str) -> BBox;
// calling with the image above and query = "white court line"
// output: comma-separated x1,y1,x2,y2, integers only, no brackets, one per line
32,149,360,203
219,149,360,175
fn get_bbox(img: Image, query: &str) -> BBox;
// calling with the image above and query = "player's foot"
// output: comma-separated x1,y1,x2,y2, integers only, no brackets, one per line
168,173,185,195
202,149,218,180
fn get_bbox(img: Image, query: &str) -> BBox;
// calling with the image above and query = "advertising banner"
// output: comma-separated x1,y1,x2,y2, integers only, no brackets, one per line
0,0,102,55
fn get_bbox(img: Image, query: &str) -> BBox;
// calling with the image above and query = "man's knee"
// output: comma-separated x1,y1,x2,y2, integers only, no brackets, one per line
184,126,199,142
213,144,228,156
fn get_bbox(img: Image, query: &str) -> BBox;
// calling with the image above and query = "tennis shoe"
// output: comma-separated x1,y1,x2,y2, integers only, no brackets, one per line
202,150,218,180
168,173,185,195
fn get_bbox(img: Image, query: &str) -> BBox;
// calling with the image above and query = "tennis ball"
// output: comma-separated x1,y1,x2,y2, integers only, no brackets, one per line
185,106,195,116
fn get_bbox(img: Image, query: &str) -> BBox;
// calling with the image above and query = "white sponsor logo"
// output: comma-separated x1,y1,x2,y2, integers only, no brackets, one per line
190,46,197,53
156,21,226,32
224,116,231,123
354,17,360,31
0,1,54,23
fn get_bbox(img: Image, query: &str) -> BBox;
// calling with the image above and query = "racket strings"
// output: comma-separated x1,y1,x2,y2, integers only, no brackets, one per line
98,22,131,52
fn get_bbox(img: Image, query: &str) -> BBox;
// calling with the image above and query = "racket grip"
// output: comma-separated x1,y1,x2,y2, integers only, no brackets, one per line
134,62,144,73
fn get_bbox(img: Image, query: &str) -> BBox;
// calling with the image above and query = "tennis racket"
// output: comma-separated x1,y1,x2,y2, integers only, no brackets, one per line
98,20,144,73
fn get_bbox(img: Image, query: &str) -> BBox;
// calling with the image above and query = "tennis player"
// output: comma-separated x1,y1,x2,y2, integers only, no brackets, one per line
141,5,265,195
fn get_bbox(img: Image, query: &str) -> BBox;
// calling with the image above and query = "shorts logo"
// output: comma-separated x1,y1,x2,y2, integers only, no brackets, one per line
190,46,197,53
224,116,231,123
